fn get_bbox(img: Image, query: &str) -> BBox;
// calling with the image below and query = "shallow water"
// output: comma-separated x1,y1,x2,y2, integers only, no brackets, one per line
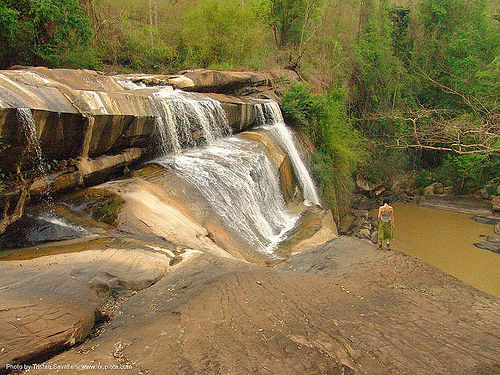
374,202,499,297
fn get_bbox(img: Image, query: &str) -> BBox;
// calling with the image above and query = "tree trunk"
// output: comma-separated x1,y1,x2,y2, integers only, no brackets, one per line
149,0,154,49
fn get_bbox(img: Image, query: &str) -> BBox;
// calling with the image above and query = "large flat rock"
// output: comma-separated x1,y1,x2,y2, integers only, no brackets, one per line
0,243,173,369
19,238,500,375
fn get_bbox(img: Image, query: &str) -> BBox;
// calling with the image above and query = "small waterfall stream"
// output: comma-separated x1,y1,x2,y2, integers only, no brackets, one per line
258,102,321,206
15,108,87,237
155,137,298,252
149,89,231,154
17,108,50,180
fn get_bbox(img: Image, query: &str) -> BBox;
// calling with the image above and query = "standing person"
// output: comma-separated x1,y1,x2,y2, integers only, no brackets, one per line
378,199,395,249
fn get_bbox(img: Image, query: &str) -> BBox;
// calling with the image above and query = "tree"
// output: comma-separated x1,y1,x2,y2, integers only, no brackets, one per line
260,0,323,48
0,0,98,69
182,0,269,69
351,0,407,128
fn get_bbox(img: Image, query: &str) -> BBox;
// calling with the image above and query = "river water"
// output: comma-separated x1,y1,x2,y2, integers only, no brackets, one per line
376,202,500,297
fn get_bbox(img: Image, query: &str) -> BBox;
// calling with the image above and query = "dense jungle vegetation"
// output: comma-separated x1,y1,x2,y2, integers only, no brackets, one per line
0,0,499,217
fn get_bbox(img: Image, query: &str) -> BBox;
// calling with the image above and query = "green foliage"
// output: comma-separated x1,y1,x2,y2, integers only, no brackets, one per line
357,147,409,187
0,0,98,69
415,154,500,194
413,0,498,108
282,83,362,219
258,0,324,47
438,154,500,194
352,0,407,116
182,0,270,69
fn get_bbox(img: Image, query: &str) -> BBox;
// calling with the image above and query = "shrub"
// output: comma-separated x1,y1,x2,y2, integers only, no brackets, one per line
282,83,363,220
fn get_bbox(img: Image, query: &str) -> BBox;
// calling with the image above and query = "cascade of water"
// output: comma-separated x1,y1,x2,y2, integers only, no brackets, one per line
16,108,56,209
115,79,147,90
155,137,298,253
149,89,232,155
258,102,322,206
17,108,48,178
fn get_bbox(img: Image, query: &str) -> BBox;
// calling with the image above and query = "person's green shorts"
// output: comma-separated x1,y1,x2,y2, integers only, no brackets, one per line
378,221,394,241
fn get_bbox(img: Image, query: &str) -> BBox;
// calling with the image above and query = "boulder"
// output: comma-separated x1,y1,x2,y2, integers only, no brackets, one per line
340,214,356,234
357,228,371,240
353,209,369,218
371,231,379,244
478,188,490,200
424,182,444,195
474,242,500,254
486,236,500,244
357,197,373,210
492,196,500,212
175,69,272,94
472,215,500,225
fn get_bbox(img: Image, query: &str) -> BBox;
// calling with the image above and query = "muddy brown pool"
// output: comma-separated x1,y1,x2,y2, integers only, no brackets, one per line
372,202,499,297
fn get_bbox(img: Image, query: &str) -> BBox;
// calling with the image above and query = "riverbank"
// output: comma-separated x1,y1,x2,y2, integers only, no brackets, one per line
375,202,500,297
2,237,498,375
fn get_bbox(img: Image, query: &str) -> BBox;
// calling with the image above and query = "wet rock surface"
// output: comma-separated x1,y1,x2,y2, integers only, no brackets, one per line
0,212,87,249
474,241,500,253
10,237,499,375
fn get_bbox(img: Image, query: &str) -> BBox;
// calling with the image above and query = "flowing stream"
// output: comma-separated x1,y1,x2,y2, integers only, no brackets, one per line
257,102,321,206
17,108,50,180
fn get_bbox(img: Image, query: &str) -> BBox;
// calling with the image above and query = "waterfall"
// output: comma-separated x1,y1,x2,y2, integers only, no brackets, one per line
16,108,57,209
17,108,49,178
258,102,322,206
149,89,231,155
155,137,298,253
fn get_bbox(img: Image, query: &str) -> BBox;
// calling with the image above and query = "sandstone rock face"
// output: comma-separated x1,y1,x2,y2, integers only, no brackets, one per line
17,238,500,375
0,68,269,174
496,222,500,235
116,69,272,94
238,130,297,203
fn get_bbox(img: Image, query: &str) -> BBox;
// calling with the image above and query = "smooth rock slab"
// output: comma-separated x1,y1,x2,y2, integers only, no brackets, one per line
0,245,171,368
24,238,500,375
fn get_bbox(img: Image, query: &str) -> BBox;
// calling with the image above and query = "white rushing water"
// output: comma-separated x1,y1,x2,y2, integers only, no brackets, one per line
17,108,48,177
38,213,88,234
155,137,298,253
258,102,321,206
115,79,147,90
16,108,56,208
149,89,231,154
